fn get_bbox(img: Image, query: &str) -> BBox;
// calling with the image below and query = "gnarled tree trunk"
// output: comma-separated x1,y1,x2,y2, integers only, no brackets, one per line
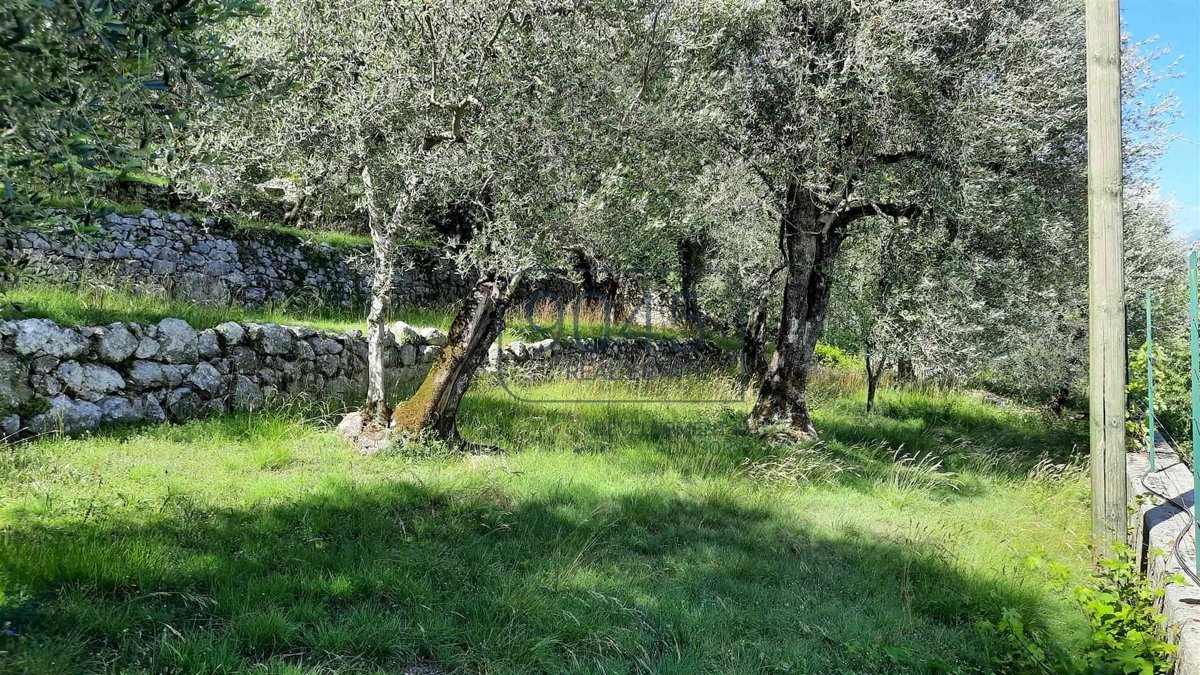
360,163,401,427
750,186,845,436
677,233,707,326
865,349,887,414
364,247,395,425
391,273,514,444
742,301,770,382
742,260,784,383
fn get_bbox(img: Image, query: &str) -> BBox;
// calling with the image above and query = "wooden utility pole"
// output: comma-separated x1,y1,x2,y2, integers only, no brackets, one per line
1086,0,1126,559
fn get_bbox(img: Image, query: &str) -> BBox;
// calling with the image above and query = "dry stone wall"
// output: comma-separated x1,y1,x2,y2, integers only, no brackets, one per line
0,316,737,439
487,335,735,378
0,317,443,438
3,209,468,309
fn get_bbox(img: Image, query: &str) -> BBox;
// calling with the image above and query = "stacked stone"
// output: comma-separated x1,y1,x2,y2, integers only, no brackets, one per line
0,317,445,438
5,209,468,309
487,335,733,369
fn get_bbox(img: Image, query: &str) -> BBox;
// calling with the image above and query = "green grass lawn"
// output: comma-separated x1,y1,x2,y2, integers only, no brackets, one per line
2,283,739,349
0,283,450,335
0,374,1092,673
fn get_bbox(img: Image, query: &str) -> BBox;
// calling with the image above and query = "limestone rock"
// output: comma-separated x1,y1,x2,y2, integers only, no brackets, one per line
0,354,32,410
389,321,422,346
528,339,556,359
156,318,199,363
232,375,263,411
31,395,101,435
317,353,341,375
128,360,165,388
295,340,315,361
162,364,190,388
12,319,89,359
165,387,204,419
187,362,223,395
214,321,246,347
251,323,295,355
335,411,394,454
141,394,166,422
399,343,417,367
336,410,365,438
312,337,342,356
98,396,142,424
229,346,259,372
417,327,448,346
206,398,229,416
55,361,125,401
1,414,19,438
508,342,530,362
197,329,222,359
135,336,160,359
96,323,138,363
29,356,58,374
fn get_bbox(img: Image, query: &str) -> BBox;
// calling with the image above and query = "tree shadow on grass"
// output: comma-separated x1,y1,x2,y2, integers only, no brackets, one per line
459,384,1086,498
813,392,1088,480
1,478,1081,674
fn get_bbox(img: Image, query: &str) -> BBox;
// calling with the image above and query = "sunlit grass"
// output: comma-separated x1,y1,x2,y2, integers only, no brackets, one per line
36,190,376,250
2,282,745,351
0,374,1092,673
0,282,454,334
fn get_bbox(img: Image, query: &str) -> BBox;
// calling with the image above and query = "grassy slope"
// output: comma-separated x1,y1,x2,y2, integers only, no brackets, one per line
40,189,373,250
0,375,1091,674
0,284,446,334
1,284,736,348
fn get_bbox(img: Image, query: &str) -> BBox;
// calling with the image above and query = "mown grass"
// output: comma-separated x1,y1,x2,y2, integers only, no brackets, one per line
0,374,1092,673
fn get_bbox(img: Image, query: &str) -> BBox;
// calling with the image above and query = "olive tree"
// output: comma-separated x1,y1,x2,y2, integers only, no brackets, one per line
179,0,696,444
819,29,1185,413
0,0,261,227
708,0,1149,436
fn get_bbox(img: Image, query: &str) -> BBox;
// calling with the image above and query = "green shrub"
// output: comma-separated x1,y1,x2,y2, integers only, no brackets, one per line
814,341,861,369
980,544,1176,674
1075,546,1177,674
1128,337,1193,456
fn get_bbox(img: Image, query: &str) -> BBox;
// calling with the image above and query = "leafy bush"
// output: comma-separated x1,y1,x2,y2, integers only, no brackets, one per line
1075,546,1177,674
814,341,861,369
980,544,1176,674
1128,336,1193,456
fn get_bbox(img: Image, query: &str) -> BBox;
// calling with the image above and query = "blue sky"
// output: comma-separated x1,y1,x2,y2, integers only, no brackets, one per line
1123,1,1200,237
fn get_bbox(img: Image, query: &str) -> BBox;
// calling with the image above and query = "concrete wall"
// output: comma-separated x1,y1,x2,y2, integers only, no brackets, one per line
1128,446,1200,674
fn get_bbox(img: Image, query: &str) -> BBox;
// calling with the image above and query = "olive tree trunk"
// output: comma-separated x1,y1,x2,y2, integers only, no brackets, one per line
865,350,887,414
360,163,403,426
364,246,396,425
742,301,770,382
391,273,515,444
742,260,784,382
750,187,845,435
677,234,707,326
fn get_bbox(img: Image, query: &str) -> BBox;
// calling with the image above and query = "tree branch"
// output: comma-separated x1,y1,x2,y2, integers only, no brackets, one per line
870,150,936,166
834,201,921,227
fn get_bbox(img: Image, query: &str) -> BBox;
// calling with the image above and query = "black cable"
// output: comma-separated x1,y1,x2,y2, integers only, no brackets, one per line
1139,465,1200,587
1130,401,1200,586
